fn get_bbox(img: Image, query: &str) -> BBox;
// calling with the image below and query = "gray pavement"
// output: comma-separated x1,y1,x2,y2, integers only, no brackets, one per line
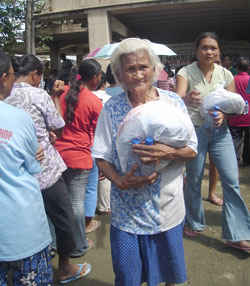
52,162,250,286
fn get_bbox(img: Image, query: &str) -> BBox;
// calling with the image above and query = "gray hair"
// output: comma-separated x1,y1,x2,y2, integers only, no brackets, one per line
110,38,163,89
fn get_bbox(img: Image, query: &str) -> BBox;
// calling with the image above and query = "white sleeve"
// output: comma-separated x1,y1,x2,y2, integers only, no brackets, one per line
92,109,114,164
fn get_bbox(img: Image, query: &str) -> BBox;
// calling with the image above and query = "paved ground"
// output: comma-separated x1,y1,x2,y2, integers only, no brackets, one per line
52,161,250,286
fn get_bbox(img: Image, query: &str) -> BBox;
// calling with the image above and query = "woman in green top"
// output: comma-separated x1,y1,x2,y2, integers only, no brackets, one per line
176,32,250,251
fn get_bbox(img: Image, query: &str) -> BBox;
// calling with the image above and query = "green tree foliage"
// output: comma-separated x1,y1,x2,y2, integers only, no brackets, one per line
0,0,50,53
0,0,25,53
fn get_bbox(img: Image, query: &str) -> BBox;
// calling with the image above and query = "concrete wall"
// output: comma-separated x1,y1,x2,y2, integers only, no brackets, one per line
44,0,162,12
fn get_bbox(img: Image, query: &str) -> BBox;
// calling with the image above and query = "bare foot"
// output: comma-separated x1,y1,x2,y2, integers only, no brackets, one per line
58,262,90,282
207,195,223,206
227,240,250,250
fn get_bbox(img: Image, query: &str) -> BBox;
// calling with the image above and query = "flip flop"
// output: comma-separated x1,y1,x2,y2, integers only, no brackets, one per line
184,226,199,237
58,263,91,284
207,197,223,206
86,220,101,234
227,242,250,251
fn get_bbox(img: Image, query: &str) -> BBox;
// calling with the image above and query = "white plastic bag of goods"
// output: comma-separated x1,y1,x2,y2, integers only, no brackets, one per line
199,88,245,118
116,101,194,173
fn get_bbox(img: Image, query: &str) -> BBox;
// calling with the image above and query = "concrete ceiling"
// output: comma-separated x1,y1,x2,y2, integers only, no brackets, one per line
111,0,250,44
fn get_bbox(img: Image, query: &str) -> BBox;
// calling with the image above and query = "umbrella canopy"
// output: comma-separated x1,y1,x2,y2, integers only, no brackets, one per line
85,47,102,59
87,41,176,59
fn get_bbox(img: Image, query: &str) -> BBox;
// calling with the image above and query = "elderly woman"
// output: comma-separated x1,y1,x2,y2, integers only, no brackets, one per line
92,38,198,286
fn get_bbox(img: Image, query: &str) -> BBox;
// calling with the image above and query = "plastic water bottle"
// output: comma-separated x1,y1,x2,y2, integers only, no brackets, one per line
211,111,219,132
127,138,141,175
141,137,155,176
204,106,219,132
243,100,249,115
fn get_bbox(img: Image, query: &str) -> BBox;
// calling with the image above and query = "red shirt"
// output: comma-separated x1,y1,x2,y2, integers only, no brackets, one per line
55,86,102,169
229,72,250,127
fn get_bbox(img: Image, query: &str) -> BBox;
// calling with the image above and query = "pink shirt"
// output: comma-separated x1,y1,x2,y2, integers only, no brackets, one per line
229,72,250,127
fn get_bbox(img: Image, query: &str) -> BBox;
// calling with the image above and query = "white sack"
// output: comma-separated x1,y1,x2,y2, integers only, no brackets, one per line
116,101,194,173
199,88,245,118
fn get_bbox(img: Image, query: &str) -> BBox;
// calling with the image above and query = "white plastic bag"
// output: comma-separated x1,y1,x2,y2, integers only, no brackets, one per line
116,101,194,173
199,88,245,118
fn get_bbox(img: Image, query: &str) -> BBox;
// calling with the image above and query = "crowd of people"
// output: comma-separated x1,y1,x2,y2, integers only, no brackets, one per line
1,32,250,286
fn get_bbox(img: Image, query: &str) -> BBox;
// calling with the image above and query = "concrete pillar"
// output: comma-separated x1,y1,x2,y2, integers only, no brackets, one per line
87,8,112,51
87,8,112,71
77,54,83,65
49,43,61,71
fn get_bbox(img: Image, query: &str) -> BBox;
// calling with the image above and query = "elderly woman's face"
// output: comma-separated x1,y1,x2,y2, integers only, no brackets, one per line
116,50,155,94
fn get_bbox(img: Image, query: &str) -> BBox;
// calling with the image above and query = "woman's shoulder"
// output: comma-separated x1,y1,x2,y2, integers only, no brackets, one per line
214,64,234,81
158,89,184,107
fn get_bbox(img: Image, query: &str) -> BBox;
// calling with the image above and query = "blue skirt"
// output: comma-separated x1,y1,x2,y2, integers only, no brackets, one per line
110,221,187,286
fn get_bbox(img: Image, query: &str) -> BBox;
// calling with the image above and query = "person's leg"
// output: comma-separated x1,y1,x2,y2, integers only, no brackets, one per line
64,168,92,257
140,221,187,286
184,126,208,232
42,177,90,281
12,246,53,286
229,125,243,161
96,178,111,214
207,155,222,206
209,126,250,245
85,158,101,233
242,127,250,165
110,225,142,286
0,262,9,286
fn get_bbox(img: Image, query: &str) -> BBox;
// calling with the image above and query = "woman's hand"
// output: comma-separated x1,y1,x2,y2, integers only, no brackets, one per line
36,143,44,162
133,142,176,164
118,163,158,190
49,130,57,145
51,80,65,97
212,110,226,127
95,158,158,191
183,91,202,108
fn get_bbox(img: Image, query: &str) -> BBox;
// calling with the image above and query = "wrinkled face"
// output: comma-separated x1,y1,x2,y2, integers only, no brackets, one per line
116,50,155,94
196,37,219,65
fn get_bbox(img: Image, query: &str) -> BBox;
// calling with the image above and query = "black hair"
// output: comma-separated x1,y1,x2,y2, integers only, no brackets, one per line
223,54,232,61
17,54,43,76
69,65,78,86
96,71,106,91
236,57,249,72
65,59,101,123
106,64,116,85
195,32,220,49
0,50,10,78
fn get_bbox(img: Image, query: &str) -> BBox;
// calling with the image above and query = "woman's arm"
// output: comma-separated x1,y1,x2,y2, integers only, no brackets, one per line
95,158,158,190
132,142,196,165
50,80,65,137
226,79,236,93
176,75,202,108
213,79,237,125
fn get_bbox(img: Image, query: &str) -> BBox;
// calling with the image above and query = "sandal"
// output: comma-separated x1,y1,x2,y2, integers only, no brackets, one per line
87,238,95,251
58,263,91,284
184,225,199,237
227,241,250,251
86,219,101,234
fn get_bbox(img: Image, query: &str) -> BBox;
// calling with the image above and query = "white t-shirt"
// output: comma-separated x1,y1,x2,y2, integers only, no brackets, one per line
92,89,197,234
